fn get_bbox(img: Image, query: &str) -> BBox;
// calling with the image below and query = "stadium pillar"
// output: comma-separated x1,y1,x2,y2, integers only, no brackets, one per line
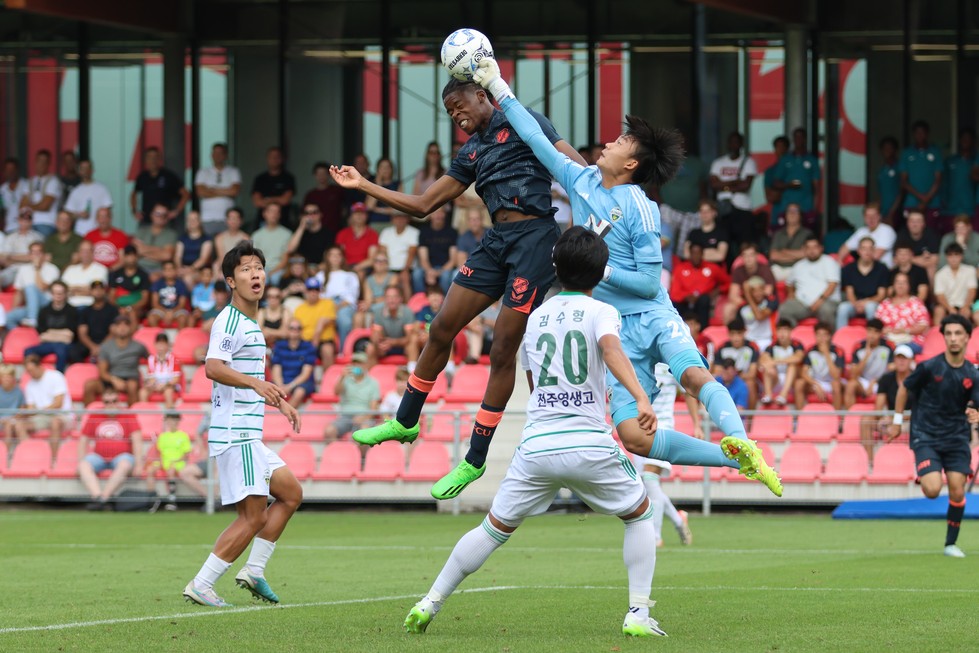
783,26,808,137
824,62,840,230
162,37,186,184
586,0,597,147
691,3,707,164
380,0,391,159
278,0,289,155
77,22,90,161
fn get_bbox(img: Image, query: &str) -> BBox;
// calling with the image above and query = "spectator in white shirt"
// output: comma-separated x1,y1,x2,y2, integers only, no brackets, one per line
194,142,241,236
63,159,113,236
16,354,72,458
779,235,841,327
378,212,419,301
0,213,44,287
317,245,362,349
933,242,977,326
709,132,759,250
19,150,62,237
1,157,29,232
7,241,61,327
61,240,110,308
837,203,897,268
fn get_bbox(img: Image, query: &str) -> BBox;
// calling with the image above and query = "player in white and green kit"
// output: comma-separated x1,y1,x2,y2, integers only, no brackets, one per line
183,241,302,608
405,227,667,638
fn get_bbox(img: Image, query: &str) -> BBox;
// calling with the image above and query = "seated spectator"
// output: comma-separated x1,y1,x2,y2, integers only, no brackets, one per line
303,162,344,237
84,207,128,270
412,206,458,294
75,280,118,362
148,260,191,328
725,242,775,324
865,344,915,455
144,412,195,511
175,211,214,289
890,241,930,302
43,210,82,271
212,207,248,272
683,312,714,364
16,354,72,457
251,203,292,285
739,276,778,351
794,322,845,410
715,358,749,410
455,207,487,269
767,203,813,282
0,212,44,287
278,255,310,302
465,301,500,364
875,271,930,353
199,281,230,332
670,243,729,330
779,236,840,327
415,286,467,374
334,202,379,276
108,244,151,327
133,203,178,278
836,236,890,330
293,277,337,366
378,212,419,300
684,200,730,263
24,281,79,372
715,318,761,409
190,266,216,324
897,209,940,282
759,318,804,406
84,314,148,405
174,418,210,500
323,352,381,443
77,384,142,511
271,319,318,408
359,253,398,319
63,158,113,236
139,332,180,407
287,203,333,269
838,203,897,267
6,241,60,328
844,318,893,408
319,245,360,349
933,242,976,326
368,286,419,367
939,214,979,268
62,240,109,308
257,285,291,348
380,366,409,416
0,364,25,450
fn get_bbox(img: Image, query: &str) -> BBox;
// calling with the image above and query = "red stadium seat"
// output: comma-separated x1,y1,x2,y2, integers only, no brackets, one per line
702,326,729,350
48,440,80,479
778,443,822,483
403,441,451,481
182,366,212,402
0,291,15,311
790,325,816,351
967,332,979,362
794,404,840,442
5,440,52,478
748,412,792,442
867,444,916,484
673,410,696,437
820,444,869,483
173,329,210,365
445,365,489,403
337,327,373,364
65,363,100,402
312,441,362,480
132,326,163,356
839,404,879,442
277,442,316,480
920,327,944,360
130,402,164,437
421,407,473,442
727,441,777,482
407,292,429,314
312,365,347,403
0,441,7,474
356,441,404,481
369,365,401,397
295,409,335,442
832,326,868,361
2,327,41,364
263,408,297,442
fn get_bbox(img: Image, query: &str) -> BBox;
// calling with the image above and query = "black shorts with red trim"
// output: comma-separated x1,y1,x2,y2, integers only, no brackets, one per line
912,441,973,478
453,217,560,314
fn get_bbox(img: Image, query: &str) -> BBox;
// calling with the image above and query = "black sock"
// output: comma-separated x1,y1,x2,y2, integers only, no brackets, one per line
946,499,966,546
395,374,435,428
464,403,504,468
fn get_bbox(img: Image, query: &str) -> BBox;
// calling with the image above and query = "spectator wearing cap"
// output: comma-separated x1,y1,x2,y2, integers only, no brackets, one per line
368,285,419,368
84,314,149,405
715,358,749,410
412,205,458,294
61,240,109,308
75,279,119,363
293,276,337,366
334,201,379,276
251,202,293,285
378,212,419,301
6,241,60,328
23,280,79,372
271,318,318,408
844,318,893,408
77,383,142,511
933,242,976,326
83,207,129,271
865,344,916,455
323,351,381,443
836,236,890,331
303,161,345,236
108,244,151,328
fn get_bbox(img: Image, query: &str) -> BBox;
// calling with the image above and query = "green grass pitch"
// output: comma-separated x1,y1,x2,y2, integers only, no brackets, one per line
0,509,973,652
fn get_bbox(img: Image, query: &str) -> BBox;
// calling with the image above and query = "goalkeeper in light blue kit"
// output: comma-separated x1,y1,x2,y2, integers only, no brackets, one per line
473,58,781,495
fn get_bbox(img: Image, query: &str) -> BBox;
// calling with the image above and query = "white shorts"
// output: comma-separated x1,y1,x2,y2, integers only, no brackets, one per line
632,455,672,476
812,379,834,394
491,447,647,525
855,377,876,395
214,441,286,506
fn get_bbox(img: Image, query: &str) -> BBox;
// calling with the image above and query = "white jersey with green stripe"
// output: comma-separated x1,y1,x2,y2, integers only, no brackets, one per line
206,304,268,456
517,292,621,456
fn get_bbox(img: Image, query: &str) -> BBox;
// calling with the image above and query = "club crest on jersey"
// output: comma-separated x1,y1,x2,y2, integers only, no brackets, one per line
496,128,510,144
610,207,623,222
219,337,233,352
965,378,973,390
512,276,529,295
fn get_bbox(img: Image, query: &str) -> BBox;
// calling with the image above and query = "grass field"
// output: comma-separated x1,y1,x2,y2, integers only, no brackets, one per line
0,508,974,652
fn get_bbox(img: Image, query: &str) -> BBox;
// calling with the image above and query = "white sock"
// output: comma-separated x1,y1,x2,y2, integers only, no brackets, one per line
623,504,656,620
245,537,276,576
194,553,232,591
642,473,666,541
430,516,510,600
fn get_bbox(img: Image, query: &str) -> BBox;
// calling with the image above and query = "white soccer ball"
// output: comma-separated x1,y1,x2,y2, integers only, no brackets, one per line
441,28,494,82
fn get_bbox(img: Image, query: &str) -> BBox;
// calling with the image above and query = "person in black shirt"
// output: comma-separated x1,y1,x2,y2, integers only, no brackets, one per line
130,147,189,225
251,146,296,230
76,280,119,362
836,236,889,330
889,241,930,303
888,315,979,557
23,280,78,372
108,244,152,327
684,200,731,264
412,206,458,294
897,209,941,281
862,343,914,456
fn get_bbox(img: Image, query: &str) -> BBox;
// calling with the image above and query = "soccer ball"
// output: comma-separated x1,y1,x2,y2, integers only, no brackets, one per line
441,28,494,82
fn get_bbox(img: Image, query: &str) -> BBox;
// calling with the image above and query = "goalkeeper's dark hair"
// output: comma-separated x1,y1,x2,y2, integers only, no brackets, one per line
222,240,266,282
552,226,609,291
624,116,685,198
441,79,482,100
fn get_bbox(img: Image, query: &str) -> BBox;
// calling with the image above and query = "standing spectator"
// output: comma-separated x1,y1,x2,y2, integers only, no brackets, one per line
943,128,976,224
844,318,893,408
77,384,142,511
455,207,487,269
18,150,62,236
413,206,458,294
302,162,345,238
1,157,29,232
708,131,758,249
932,242,976,326
335,202,379,275
838,203,898,268
194,142,241,236
836,236,890,330
287,203,333,267
63,159,113,236
293,277,337,366
320,245,360,349
148,260,191,328
323,352,381,443
257,286,291,348
794,322,845,409
715,358,749,410
875,271,930,353
766,204,813,282
175,211,214,288
890,241,931,302
140,333,180,407
0,364,25,450
896,209,941,281
0,212,43,287
212,207,248,271
343,153,374,208
16,354,72,457
87,314,149,405
683,200,730,264
739,276,779,351
764,135,790,222
23,281,78,372
365,158,403,227
360,252,397,317
412,142,445,196
899,120,943,227
61,240,108,308
725,242,775,324
250,146,295,230
368,286,420,367
133,203,178,277
43,210,82,271
759,319,805,406
59,150,81,202
773,128,821,232
877,136,903,225
670,243,728,329
130,147,189,225
779,236,840,326
715,318,760,409
271,319,318,408
7,241,60,328
378,212,419,300
84,207,129,270
251,203,293,285
939,214,979,268
75,280,118,363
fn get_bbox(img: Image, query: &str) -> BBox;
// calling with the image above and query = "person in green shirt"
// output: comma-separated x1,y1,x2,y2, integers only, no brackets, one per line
43,210,83,271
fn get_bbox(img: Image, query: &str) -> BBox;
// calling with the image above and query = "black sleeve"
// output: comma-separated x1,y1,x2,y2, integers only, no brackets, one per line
136,269,152,291
36,307,50,333
284,172,296,192
66,306,80,332
903,360,930,395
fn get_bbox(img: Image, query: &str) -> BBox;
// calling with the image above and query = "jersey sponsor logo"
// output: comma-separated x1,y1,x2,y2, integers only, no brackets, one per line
459,264,474,277
220,337,233,352
917,459,932,471
473,426,493,437
496,128,510,144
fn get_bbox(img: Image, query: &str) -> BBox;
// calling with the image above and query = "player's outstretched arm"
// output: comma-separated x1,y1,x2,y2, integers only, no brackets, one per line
599,334,657,435
205,358,287,407
330,166,465,219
